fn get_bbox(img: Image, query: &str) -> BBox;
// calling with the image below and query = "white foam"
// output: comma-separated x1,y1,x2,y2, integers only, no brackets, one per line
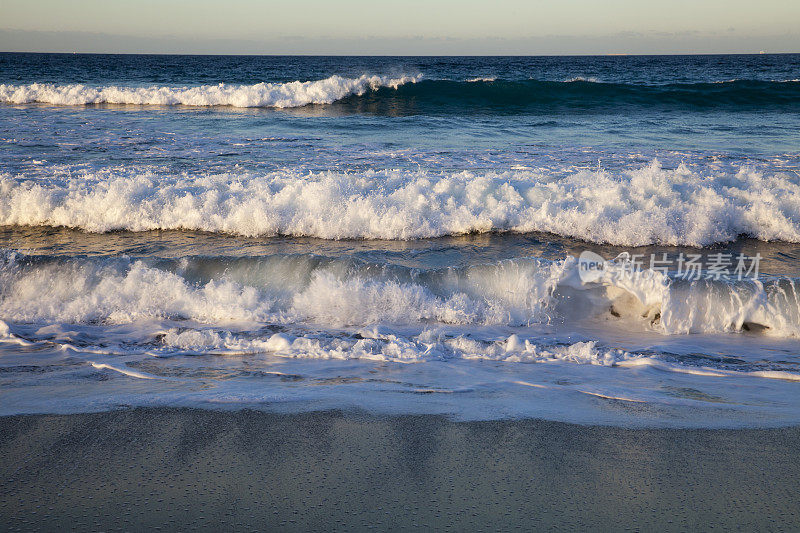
0,74,420,108
157,327,636,366
564,254,800,337
658,278,800,336
564,76,601,83
1,252,798,342
466,77,497,82
2,159,799,246
0,255,562,330
0,258,275,324
617,357,800,382
0,317,37,346
90,362,169,380
3,253,800,426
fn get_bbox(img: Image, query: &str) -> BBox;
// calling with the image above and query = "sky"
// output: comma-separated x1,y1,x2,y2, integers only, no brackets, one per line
1,0,798,55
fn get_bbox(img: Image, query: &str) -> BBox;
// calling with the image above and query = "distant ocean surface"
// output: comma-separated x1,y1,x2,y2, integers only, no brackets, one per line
1,53,799,427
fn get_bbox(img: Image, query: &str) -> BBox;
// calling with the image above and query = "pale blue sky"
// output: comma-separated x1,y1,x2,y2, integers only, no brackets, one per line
1,0,798,54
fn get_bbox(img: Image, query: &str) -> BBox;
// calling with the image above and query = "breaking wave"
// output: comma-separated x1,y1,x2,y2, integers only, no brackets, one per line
1,252,799,340
1,160,800,246
1,78,798,111
0,74,420,108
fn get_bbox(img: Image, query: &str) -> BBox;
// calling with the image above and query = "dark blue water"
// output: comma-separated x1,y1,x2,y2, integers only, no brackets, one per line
3,53,799,85
1,54,799,160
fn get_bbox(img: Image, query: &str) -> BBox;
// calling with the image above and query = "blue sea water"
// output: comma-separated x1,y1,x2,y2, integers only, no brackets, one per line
1,53,799,426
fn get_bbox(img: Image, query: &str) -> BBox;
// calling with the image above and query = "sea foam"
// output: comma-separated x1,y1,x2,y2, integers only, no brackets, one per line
0,74,420,108
1,253,799,339
1,159,799,246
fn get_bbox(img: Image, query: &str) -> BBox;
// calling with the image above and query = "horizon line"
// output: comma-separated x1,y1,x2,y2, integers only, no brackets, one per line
1,51,797,57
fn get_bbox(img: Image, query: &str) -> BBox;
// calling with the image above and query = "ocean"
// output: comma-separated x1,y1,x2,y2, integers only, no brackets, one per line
1,53,799,427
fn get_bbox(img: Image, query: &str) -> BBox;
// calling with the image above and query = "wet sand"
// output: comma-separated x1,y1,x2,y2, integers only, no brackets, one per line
1,408,799,531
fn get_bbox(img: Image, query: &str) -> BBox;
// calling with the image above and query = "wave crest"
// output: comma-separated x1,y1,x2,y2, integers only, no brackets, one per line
1,253,799,338
2,78,798,110
1,160,799,246
0,74,421,108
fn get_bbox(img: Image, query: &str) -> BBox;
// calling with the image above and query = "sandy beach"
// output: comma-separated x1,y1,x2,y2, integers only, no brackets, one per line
2,408,799,531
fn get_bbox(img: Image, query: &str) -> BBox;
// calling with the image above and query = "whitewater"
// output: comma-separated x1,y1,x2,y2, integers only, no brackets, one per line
2,160,800,246
2,246,800,426
2,53,800,427
0,74,421,107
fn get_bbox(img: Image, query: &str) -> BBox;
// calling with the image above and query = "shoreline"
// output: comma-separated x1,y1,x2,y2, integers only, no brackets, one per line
2,407,800,531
